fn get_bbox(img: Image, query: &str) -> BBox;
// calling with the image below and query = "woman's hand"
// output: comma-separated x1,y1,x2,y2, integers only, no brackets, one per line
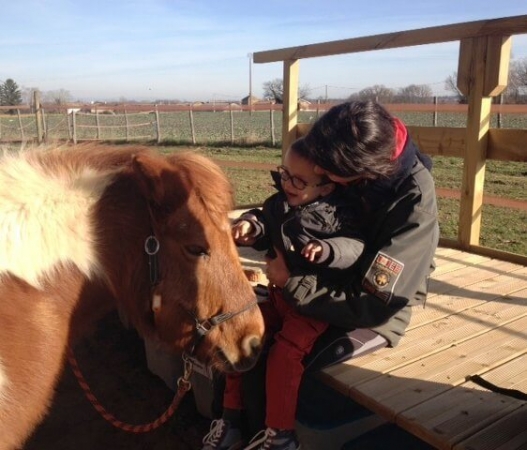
265,248,290,288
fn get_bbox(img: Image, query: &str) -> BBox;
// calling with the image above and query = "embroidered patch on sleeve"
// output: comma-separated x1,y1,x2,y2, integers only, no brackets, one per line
362,252,405,303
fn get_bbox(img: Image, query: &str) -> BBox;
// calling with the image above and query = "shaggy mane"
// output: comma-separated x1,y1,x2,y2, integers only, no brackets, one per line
0,144,134,288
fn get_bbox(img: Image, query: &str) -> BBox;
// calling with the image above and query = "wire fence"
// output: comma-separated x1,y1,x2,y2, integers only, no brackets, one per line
1,102,527,146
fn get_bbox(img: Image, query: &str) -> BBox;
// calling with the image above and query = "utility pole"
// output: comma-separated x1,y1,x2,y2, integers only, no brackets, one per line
248,53,253,115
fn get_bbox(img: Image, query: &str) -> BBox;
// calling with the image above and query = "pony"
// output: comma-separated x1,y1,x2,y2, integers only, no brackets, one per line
0,144,264,450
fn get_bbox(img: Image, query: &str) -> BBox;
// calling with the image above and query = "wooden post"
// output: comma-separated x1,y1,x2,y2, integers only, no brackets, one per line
230,106,234,144
270,107,276,146
124,108,129,141
72,110,77,144
456,35,511,248
497,94,504,128
189,106,196,145
17,109,25,141
281,59,299,159
34,91,44,143
42,108,47,138
154,105,161,143
96,109,101,140
433,96,438,127
67,109,72,140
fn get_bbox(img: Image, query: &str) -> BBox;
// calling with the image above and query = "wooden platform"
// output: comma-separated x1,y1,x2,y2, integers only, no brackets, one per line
235,229,527,449
318,247,527,450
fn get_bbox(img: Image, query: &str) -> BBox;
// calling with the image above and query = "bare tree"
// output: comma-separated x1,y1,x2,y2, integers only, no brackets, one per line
444,73,467,103
21,87,40,105
396,84,433,103
504,57,527,103
42,89,72,105
262,78,311,104
351,84,395,103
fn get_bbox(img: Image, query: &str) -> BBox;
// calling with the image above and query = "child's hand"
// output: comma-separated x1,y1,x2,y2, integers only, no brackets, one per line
301,240,323,262
232,220,256,245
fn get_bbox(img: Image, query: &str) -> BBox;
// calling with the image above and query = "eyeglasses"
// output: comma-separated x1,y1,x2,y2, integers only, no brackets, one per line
276,165,330,191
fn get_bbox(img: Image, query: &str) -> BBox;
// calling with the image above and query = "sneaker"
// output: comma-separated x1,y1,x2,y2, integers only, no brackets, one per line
202,419,244,450
244,427,301,450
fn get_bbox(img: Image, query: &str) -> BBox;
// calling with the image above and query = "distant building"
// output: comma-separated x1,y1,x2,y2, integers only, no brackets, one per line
241,95,260,105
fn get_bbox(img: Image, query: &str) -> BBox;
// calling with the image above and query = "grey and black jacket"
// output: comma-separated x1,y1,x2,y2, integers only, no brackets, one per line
237,179,365,282
282,138,439,347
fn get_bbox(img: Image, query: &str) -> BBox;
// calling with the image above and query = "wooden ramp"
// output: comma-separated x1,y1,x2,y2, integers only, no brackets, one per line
319,247,527,450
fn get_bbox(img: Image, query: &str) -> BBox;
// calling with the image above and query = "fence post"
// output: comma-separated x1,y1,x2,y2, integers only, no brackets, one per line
34,91,44,143
17,109,25,141
497,94,503,128
66,109,72,140
72,110,77,144
96,109,101,140
189,106,196,145
124,108,129,141
155,105,161,143
230,106,234,144
42,108,47,139
270,107,275,146
433,96,438,127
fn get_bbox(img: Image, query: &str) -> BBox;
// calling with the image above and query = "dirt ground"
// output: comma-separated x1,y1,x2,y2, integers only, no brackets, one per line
23,311,211,450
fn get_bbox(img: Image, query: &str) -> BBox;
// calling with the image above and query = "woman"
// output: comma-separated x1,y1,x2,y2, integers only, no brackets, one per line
208,100,439,450
274,100,439,348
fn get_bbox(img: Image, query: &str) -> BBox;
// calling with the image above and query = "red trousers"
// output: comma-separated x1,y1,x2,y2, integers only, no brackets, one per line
223,286,328,430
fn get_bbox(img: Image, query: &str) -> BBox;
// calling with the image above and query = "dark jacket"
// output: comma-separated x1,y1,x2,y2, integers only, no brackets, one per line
237,179,365,281
282,138,439,347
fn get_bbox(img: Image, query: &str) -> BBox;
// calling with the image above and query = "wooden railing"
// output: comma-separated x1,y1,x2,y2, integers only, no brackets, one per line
253,14,527,265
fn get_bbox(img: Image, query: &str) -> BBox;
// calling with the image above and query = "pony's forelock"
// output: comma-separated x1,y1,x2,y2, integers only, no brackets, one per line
167,152,234,221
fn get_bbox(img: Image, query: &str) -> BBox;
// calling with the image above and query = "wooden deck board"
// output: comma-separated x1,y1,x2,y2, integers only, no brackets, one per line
229,212,527,450
320,252,527,450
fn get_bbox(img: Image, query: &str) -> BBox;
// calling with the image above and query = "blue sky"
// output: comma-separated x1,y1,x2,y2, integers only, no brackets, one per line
2,0,526,102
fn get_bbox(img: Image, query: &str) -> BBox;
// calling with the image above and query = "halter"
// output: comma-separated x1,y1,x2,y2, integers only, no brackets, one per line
144,235,258,359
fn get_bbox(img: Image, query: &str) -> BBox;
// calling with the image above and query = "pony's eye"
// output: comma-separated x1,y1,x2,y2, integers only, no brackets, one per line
185,245,210,257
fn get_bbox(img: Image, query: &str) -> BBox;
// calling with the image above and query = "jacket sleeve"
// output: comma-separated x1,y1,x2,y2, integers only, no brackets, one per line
233,207,270,252
312,237,364,269
282,178,439,346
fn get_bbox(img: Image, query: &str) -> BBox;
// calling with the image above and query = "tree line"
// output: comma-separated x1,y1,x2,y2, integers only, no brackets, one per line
2,56,526,110
262,57,527,104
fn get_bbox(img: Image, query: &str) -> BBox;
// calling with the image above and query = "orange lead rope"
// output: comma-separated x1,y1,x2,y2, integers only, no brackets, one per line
67,347,193,433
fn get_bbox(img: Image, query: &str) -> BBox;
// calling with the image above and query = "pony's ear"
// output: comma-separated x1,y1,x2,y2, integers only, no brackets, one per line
131,153,188,212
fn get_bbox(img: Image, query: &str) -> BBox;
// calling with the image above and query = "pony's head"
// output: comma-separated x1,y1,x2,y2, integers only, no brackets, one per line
126,151,264,372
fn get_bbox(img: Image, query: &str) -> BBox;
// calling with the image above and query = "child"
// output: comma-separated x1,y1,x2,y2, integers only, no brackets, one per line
202,137,365,450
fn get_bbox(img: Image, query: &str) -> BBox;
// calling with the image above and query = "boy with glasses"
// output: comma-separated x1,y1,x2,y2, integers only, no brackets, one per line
202,137,365,450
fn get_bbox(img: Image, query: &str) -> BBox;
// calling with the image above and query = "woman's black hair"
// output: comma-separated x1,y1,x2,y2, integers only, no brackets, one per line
302,101,398,179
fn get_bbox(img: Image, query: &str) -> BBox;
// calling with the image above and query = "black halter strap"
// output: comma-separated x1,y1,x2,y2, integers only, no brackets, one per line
187,300,258,357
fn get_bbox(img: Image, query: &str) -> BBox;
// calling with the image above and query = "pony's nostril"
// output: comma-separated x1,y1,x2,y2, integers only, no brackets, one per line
242,334,262,357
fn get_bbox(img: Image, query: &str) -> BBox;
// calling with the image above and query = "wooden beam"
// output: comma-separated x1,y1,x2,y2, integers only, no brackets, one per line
281,60,300,159
488,129,527,162
484,36,512,96
253,15,527,63
457,37,492,248
407,126,465,158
